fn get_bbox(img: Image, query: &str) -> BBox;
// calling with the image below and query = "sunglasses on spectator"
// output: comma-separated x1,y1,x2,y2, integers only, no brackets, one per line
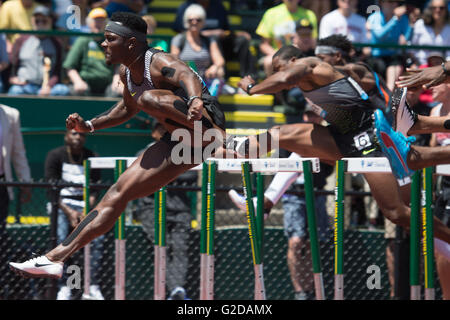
188,18,203,23
431,6,446,10
35,19,50,24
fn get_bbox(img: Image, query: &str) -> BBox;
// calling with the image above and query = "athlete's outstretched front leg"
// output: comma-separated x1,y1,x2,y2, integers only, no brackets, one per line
9,141,197,279
46,141,197,263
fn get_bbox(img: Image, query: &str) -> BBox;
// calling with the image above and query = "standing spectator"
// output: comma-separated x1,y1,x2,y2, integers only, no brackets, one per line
63,7,121,97
7,6,70,96
255,0,317,75
0,104,32,299
319,0,367,43
411,0,450,66
428,82,450,300
0,34,9,93
0,0,38,51
134,122,194,300
170,4,225,94
142,14,168,52
367,0,413,90
44,129,104,300
173,0,257,79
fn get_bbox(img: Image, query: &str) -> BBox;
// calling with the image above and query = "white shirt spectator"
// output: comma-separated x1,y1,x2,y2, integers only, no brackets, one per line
412,18,450,65
319,9,367,43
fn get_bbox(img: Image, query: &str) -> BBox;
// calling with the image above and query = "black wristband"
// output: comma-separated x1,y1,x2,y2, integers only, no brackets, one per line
442,62,450,76
246,83,254,95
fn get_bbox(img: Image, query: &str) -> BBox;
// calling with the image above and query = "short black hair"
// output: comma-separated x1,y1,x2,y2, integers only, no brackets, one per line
317,34,353,56
273,45,306,61
110,11,148,35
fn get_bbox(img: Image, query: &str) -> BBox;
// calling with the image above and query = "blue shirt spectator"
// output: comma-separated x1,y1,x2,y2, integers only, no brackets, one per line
367,9,412,57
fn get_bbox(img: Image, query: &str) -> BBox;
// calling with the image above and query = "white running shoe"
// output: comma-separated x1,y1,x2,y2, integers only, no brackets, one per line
9,254,63,279
392,87,417,137
57,286,72,300
82,285,105,300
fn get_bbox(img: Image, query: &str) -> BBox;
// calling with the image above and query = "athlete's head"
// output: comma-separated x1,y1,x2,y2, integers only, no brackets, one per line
272,45,306,72
101,12,148,65
315,35,353,66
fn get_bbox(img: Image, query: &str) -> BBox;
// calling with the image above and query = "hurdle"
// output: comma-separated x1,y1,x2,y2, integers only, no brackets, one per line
86,157,135,300
199,160,216,300
237,158,324,300
335,157,441,300
83,160,91,299
85,157,322,300
154,187,167,300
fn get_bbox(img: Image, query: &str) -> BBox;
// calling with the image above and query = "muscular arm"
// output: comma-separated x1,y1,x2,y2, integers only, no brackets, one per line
151,52,204,98
67,66,140,132
335,63,376,93
243,58,315,95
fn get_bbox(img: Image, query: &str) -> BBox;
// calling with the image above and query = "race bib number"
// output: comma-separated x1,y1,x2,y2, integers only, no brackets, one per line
353,132,372,151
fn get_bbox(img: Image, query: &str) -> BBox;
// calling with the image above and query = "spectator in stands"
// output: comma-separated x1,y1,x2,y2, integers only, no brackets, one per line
319,0,367,43
134,122,194,300
45,129,104,300
292,19,316,56
367,0,413,91
412,0,450,66
142,14,168,52
255,0,317,75
0,103,32,299
7,6,70,96
429,82,450,300
0,0,38,51
173,0,257,79
170,3,225,95
0,34,8,93
63,7,122,97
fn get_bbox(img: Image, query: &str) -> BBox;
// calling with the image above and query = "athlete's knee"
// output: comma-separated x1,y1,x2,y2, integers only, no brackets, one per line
138,91,161,110
381,206,408,226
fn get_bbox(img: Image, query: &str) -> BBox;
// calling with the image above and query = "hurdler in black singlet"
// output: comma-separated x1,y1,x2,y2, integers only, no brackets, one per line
124,48,225,137
302,76,381,157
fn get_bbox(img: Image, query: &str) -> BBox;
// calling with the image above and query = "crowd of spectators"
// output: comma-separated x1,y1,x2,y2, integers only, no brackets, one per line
0,0,448,98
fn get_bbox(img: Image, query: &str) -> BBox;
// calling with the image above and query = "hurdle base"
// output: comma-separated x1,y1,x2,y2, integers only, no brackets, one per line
254,264,266,300
334,274,344,300
410,285,421,300
425,288,435,300
313,273,325,300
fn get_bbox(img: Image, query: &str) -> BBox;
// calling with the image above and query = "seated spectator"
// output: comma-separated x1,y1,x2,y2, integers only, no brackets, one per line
319,0,367,43
63,7,122,97
367,0,413,91
412,0,450,65
173,0,257,79
0,0,38,52
8,6,70,96
0,34,8,93
142,14,168,52
170,3,225,95
416,52,447,106
292,19,316,56
255,0,317,75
